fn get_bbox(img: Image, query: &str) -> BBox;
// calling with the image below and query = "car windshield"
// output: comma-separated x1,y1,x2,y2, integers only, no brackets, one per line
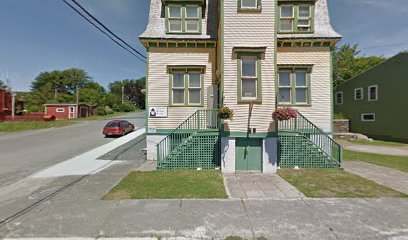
105,122,119,127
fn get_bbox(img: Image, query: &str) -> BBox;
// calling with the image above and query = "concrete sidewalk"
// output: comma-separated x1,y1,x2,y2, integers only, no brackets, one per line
338,139,408,156
1,162,408,239
344,161,408,195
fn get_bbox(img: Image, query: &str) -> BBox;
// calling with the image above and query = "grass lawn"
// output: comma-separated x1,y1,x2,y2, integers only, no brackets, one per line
103,170,228,199
346,139,407,147
73,111,140,121
343,150,408,173
278,169,407,198
0,120,74,133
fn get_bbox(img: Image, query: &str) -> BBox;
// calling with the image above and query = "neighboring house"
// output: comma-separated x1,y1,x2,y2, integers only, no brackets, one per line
140,0,342,173
45,103,95,120
0,88,23,116
334,52,408,143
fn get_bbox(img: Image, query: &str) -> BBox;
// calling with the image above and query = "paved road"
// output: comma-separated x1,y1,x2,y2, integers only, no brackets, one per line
0,111,145,189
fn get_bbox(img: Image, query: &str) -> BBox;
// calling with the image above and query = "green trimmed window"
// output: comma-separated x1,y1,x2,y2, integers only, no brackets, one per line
170,70,203,106
238,0,262,12
278,67,311,105
166,4,202,34
237,53,262,103
279,2,314,33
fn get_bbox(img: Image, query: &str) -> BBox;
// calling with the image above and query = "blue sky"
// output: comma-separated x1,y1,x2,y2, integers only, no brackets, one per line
1,0,407,91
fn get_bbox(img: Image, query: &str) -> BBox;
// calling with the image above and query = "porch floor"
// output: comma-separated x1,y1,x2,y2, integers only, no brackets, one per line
224,173,305,199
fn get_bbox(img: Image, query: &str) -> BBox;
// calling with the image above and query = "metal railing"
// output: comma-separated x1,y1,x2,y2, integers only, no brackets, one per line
157,109,220,164
278,110,342,165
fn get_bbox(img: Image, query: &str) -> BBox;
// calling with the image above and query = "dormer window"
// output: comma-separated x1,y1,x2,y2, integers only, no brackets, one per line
279,2,314,33
166,4,201,34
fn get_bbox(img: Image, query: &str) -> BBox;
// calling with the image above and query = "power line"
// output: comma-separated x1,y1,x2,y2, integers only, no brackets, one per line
70,0,146,60
61,0,146,63
361,42,408,50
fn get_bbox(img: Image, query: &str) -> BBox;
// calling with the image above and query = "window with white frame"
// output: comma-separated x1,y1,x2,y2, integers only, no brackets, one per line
241,0,257,9
368,85,378,101
241,56,258,100
278,67,311,105
170,70,202,106
354,88,363,100
279,4,314,32
280,5,294,32
167,4,200,33
335,92,343,105
56,108,65,113
297,5,312,32
361,113,375,122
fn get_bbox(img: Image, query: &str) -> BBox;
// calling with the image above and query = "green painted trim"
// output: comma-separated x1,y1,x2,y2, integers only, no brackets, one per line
148,129,220,136
222,131,278,138
169,71,205,107
237,0,262,13
277,2,315,34
237,52,262,103
330,46,334,133
146,48,150,132
276,66,312,106
165,3,202,34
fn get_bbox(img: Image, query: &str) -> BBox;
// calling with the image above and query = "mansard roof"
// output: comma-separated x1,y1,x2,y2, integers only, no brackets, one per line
277,0,341,40
139,0,218,40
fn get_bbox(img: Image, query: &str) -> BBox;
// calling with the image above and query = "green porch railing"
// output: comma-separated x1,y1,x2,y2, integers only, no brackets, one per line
156,109,220,166
278,110,342,166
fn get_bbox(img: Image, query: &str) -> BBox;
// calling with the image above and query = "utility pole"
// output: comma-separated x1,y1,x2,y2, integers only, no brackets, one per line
11,93,15,120
121,84,125,104
76,85,79,104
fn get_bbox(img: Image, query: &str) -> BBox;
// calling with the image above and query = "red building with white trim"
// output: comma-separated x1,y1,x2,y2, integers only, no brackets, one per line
45,103,95,120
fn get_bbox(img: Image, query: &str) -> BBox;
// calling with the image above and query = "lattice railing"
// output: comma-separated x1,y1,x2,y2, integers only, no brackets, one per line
156,109,220,165
278,110,342,166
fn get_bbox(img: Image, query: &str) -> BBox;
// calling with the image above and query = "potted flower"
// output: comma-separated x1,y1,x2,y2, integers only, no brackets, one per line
272,107,297,121
218,105,234,120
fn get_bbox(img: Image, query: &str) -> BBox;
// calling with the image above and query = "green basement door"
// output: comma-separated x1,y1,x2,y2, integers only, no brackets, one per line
235,138,262,171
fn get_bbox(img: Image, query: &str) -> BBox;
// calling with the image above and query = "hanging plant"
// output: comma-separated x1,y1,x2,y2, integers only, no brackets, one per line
218,105,234,120
272,107,297,121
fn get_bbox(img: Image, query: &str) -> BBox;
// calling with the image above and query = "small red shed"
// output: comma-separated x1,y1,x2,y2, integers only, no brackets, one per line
45,103,95,120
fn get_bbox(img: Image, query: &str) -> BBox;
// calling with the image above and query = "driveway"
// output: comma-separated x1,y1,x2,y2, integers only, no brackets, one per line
0,111,145,188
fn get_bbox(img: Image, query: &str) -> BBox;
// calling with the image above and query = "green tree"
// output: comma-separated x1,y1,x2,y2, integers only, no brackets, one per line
333,44,386,86
0,80,6,88
108,77,146,109
28,68,106,109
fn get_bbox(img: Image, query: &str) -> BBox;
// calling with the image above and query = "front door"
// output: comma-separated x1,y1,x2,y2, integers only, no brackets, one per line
235,138,262,172
69,106,75,119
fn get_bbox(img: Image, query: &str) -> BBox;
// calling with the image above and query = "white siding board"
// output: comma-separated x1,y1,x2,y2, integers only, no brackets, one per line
223,0,276,133
277,47,332,132
148,48,216,129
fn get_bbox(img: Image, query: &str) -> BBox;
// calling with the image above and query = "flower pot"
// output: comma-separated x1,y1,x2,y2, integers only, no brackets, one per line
219,113,230,120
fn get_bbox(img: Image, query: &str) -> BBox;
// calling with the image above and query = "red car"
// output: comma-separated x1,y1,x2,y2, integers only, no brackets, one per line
103,120,135,137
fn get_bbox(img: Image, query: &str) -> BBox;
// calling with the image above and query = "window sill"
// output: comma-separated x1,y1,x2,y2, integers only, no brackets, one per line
237,8,262,13
238,100,262,104
166,32,202,35
278,31,315,34
278,103,312,107
169,104,204,107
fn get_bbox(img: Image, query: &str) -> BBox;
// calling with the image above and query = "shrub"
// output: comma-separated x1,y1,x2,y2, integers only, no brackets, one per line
105,106,114,114
272,107,297,121
95,106,107,116
113,101,137,112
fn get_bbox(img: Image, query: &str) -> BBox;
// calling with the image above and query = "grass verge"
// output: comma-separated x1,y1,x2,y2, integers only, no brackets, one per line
343,150,408,173
73,111,141,121
103,170,228,199
346,139,407,147
0,120,74,133
278,169,407,198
